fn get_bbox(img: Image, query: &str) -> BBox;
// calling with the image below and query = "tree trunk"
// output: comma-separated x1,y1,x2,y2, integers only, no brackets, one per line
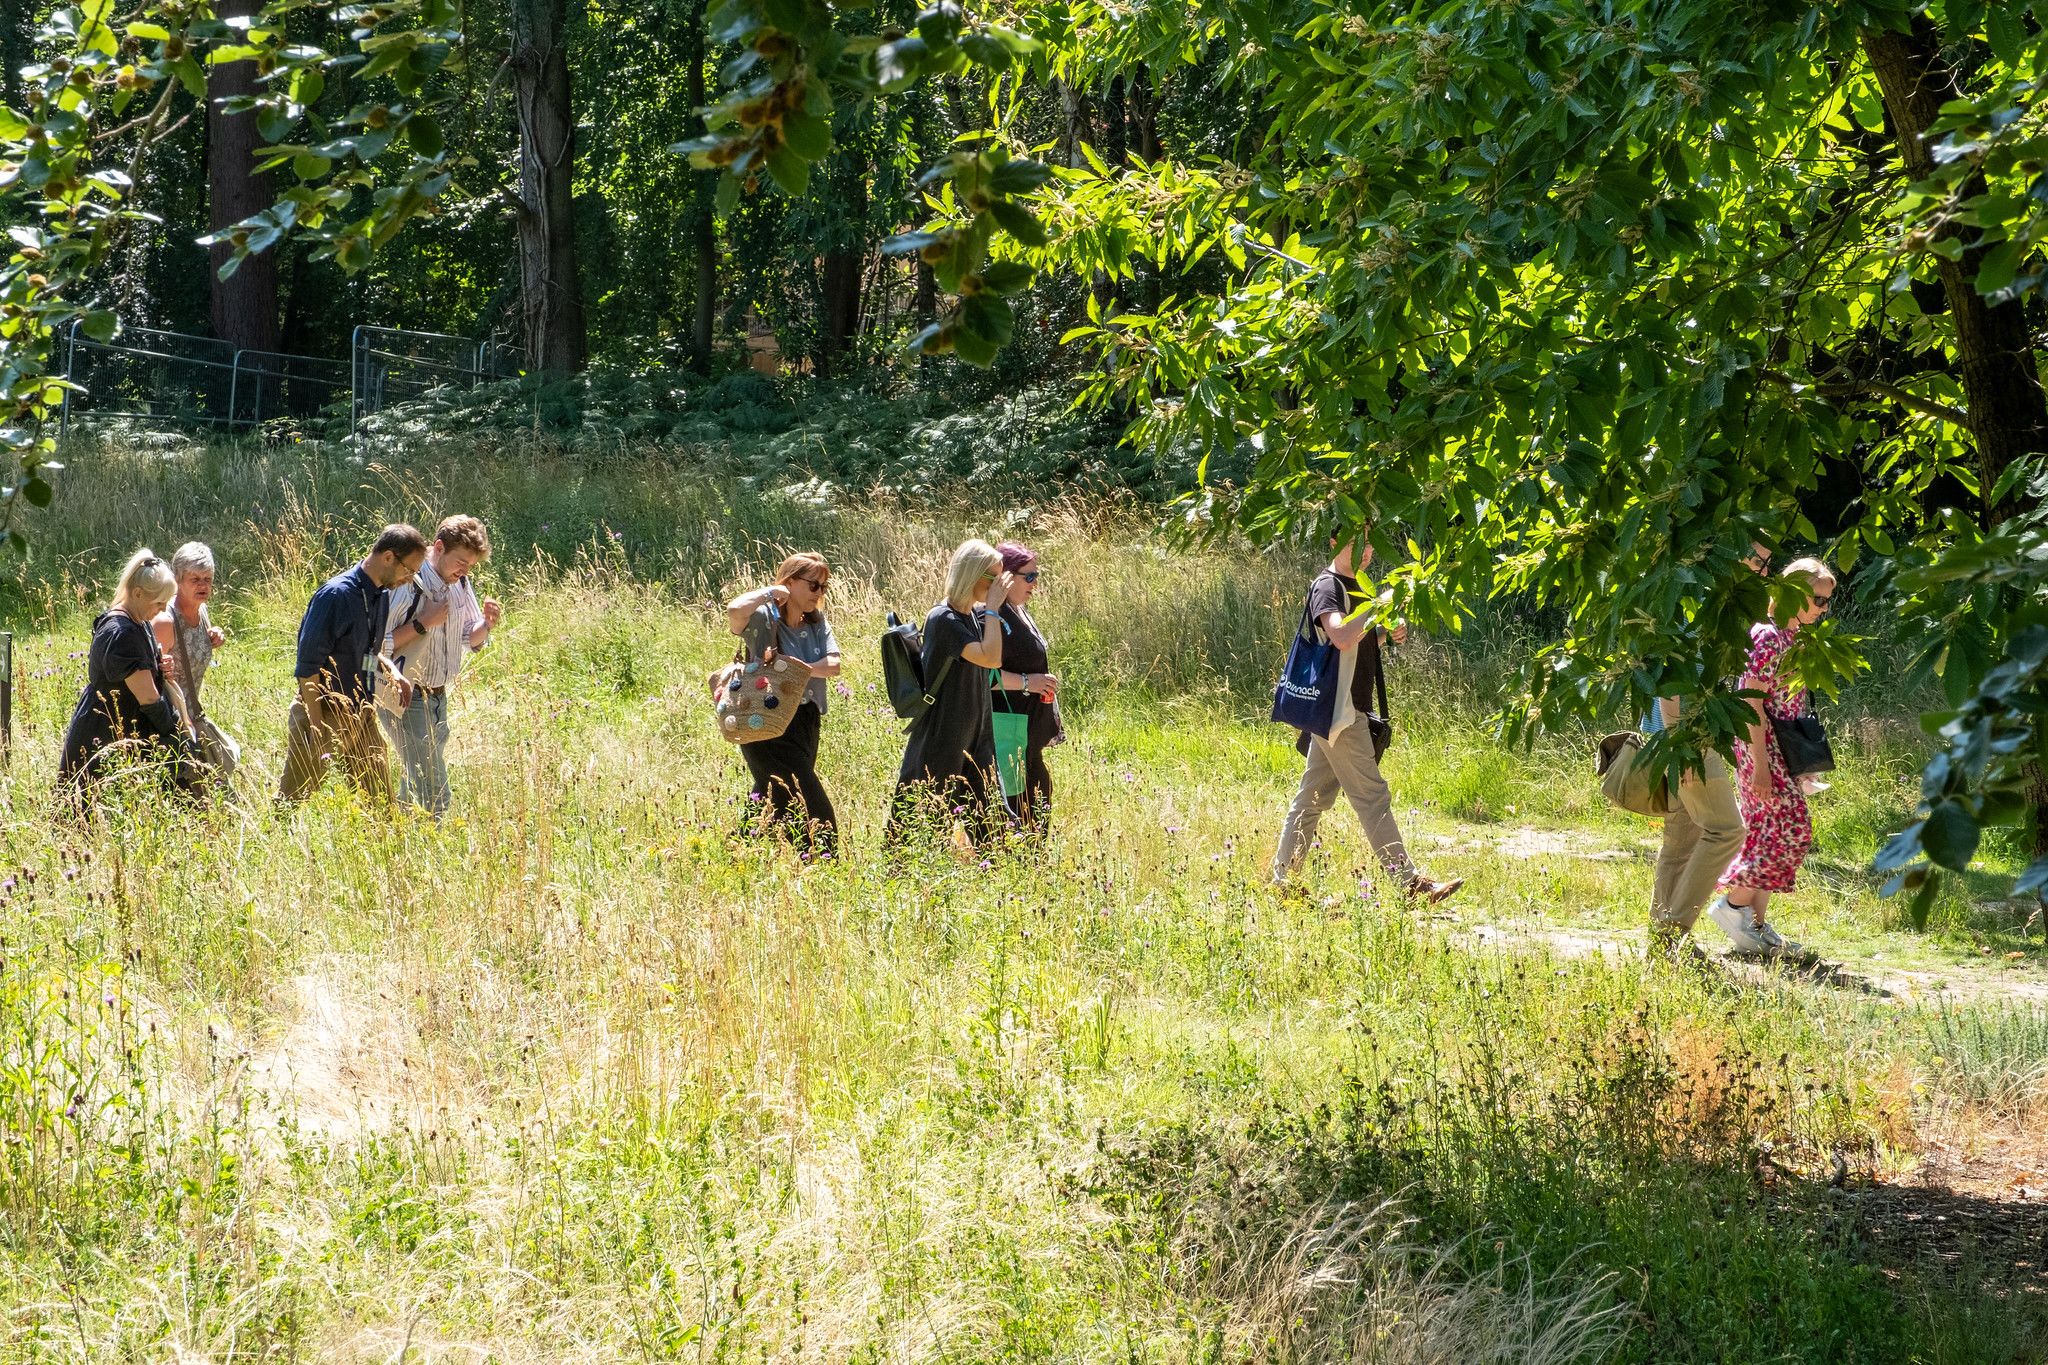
685,0,715,368
1054,78,1090,168
2,4,28,110
207,0,280,364
511,0,587,375
1127,63,1162,163
817,172,867,379
1866,17,2048,854
1864,20,2048,520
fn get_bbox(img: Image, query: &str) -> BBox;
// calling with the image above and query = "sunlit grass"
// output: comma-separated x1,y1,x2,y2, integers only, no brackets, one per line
0,439,2040,1360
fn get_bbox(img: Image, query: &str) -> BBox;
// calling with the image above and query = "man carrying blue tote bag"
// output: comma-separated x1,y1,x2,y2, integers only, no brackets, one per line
1271,533,1462,905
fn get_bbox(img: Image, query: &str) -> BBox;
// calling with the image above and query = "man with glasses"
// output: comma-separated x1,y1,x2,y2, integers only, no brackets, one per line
280,524,426,804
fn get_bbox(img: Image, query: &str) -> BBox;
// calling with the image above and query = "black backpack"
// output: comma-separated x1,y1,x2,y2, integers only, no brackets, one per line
881,610,956,719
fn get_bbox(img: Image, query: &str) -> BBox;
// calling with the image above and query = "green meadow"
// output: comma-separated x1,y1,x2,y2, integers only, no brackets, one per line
0,441,2041,1362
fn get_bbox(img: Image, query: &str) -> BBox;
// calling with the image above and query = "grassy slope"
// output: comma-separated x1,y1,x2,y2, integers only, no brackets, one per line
0,441,2042,1362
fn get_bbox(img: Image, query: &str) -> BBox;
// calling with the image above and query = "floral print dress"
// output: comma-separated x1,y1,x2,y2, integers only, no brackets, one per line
1720,621,1812,893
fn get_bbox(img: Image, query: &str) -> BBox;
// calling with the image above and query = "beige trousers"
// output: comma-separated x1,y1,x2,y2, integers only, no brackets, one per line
279,697,392,804
1273,720,1414,883
1651,753,1743,930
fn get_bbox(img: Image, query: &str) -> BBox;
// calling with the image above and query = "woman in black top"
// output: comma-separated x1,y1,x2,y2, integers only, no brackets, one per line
58,548,196,798
989,540,1061,831
888,538,1015,846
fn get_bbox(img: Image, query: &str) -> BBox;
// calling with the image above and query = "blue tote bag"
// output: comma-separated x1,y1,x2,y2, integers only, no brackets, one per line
1271,594,1340,738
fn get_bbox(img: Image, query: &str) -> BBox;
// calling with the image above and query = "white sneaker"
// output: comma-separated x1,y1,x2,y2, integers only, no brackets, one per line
1751,919,1802,957
1708,895,1766,953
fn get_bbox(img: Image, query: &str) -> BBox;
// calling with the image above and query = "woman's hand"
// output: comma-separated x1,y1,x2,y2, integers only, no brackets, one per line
766,583,791,604
1387,622,1409,646
207,625,227,648
1025,671,1059,699
1748,756,1773,805
988,570,1016,605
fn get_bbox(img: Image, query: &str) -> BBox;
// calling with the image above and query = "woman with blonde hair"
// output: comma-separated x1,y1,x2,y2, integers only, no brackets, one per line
152,540,238,778
725,550,842,852
1708,556,1837,956
888,538,1015,845
58,548,198,796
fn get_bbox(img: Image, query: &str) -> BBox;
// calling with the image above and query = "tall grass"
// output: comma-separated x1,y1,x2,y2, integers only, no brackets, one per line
0,438,2036,1360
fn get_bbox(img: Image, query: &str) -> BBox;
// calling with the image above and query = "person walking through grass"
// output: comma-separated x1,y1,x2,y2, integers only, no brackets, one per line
1707,556,1837,956
725,551,842,854
989,540,1061,833
379,515,502,818
58,549,200,800
1272,532,1462,905
888,539,1015,847
1646,539,1771,962
280,524,426,805
152,541,239,781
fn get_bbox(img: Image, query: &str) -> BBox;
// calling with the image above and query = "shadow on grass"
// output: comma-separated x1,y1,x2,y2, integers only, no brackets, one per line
1076,1082,2048,1362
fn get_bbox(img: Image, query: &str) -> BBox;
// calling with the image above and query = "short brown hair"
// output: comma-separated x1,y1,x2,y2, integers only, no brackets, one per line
371,523,427,561
435,514,491,559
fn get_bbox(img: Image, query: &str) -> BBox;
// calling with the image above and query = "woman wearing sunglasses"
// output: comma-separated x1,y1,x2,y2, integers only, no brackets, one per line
1708,556,1837,957
990,540,1062,831
725,552,842,854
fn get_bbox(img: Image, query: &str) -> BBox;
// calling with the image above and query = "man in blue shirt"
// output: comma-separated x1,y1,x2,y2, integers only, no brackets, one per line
279,524,428,803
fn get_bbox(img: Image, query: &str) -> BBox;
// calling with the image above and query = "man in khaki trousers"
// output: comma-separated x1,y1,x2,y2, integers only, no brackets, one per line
1648,698,1745,957
1649,540,1770,958
1272,534,1461,905
279,525,426,804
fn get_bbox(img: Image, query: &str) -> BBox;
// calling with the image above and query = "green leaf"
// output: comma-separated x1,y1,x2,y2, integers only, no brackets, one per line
1921,799,1981,870
987,158,1051,196
714,172,741,215
951,323,999,367
407,114,443,158
80,310,116,343
23,476,51,508
988,199,1047,246
294,152,333,180
765,144,809,195
875,37,928,90
959,292,1015,345
781,107,830,161
959,30,1014,70
978,260,1033,295
1908,872,1940,930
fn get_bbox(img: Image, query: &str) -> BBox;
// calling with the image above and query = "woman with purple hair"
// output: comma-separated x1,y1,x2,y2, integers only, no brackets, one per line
989,539,1062,831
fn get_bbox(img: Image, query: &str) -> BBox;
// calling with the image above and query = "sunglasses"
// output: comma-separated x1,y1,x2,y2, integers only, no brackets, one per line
797,577,828,591
1813,593,1832,608
1019,571,1039,583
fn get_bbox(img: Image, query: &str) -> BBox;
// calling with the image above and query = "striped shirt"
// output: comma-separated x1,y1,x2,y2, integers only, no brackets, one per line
384,560,485,690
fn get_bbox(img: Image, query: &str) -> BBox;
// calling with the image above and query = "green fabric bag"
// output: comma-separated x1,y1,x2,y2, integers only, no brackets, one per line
992,677,1028,798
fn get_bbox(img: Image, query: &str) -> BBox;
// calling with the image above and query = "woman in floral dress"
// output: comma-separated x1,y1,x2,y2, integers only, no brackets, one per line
1709,557,1836,956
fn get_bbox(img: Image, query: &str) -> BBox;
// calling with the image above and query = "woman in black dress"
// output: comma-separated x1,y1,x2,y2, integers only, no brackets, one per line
58,548,197,798
989,540,1061,831
888,538,1015,846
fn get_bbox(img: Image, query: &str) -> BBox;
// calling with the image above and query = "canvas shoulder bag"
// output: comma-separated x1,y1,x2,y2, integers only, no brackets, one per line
712,602,814,745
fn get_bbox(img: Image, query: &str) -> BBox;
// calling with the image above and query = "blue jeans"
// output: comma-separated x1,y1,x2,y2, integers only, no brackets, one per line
385,690,451,817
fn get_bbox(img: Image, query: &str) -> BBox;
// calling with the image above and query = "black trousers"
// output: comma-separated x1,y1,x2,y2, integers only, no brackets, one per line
739,702,837,852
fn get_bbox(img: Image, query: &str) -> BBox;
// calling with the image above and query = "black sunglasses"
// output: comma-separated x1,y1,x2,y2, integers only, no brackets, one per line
1020,571,1039,583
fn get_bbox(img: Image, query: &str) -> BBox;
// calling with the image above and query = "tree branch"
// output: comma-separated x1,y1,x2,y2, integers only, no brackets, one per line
1760,367,1974,429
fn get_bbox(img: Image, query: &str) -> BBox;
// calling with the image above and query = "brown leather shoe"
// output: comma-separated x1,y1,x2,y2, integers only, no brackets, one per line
1405,874,1464,905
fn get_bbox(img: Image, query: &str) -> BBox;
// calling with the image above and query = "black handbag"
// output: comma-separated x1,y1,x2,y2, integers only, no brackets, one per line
1363,632,1393,762
1771,705,1834,778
